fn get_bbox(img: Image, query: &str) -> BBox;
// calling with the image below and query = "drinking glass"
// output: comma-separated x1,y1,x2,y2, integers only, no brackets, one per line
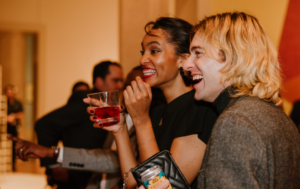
87,90,120,126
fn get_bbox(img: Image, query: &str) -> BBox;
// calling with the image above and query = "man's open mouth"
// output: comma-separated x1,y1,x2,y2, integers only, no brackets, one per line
192,75,203,85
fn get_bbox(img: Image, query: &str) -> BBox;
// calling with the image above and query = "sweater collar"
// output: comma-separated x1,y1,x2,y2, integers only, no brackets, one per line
212,87,231,115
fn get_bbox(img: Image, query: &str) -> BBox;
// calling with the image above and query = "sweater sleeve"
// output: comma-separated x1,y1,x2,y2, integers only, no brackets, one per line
203,113,268,189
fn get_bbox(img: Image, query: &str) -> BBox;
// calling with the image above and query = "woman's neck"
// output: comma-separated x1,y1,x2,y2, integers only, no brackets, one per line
160,75,193,104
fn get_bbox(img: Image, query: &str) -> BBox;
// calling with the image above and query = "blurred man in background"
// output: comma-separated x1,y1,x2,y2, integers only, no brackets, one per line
34,61,124,189
290,100,300,133
4,84,23,171
72,81,90,93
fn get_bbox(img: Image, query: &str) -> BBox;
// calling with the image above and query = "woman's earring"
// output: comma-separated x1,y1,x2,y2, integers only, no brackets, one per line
179,67,185,77
179,67,192,86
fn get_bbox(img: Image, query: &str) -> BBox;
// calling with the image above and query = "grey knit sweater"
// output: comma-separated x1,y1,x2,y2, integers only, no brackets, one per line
198,94,300,189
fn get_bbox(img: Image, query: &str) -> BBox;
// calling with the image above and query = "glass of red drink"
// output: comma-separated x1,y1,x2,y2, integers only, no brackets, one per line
87,90,120,126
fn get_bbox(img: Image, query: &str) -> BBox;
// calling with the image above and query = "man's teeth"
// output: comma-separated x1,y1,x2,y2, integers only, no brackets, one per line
143,70,156,75
193,75,203,80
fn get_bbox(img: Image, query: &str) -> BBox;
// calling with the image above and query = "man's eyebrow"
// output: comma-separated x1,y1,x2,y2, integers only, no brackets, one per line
190,45,202,52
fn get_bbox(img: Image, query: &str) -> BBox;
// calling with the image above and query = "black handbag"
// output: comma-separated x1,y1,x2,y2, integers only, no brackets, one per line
131,150,191,189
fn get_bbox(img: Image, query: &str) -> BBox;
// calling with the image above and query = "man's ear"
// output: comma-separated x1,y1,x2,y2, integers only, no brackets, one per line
94,77,104,91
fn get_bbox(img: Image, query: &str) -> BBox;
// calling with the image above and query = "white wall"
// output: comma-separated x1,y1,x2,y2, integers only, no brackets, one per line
0,0,119,118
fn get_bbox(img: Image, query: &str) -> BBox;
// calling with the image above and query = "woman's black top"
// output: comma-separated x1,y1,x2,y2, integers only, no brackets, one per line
149,89,218,189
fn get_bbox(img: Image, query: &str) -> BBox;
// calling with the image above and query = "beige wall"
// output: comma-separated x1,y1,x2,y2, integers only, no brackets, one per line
197,0,289,48
176,0,197,25
0,32,26,101
0,0,119,118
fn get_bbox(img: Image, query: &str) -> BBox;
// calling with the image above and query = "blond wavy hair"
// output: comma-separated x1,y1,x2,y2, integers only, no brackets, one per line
194,12,282,105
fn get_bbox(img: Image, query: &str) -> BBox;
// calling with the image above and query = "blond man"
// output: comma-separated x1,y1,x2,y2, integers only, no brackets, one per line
182,12,300,188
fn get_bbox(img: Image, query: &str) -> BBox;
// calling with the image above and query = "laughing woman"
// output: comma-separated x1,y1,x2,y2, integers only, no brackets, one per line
88,17,218,189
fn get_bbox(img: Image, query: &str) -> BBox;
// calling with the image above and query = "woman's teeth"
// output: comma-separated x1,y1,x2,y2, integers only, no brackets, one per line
143,70,156,76
193,75,203,81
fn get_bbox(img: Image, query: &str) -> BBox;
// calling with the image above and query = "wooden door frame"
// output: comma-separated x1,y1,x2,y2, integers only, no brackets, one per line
0,22,46,121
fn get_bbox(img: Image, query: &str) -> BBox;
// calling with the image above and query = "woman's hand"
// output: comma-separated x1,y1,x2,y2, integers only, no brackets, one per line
123,76,152,125
137,180,170,189
7,135,54,161
83,98,127,135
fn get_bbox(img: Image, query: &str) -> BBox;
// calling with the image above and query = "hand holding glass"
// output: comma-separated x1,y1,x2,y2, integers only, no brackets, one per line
87,90,120,126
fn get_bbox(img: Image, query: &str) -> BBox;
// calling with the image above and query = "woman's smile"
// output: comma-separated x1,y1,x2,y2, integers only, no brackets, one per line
142,67,157,78
139,28,180,88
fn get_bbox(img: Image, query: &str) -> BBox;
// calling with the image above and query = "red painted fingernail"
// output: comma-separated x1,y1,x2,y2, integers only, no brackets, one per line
93,115,97,119
90,110,95,113
142,79,146,82
120,105,125,110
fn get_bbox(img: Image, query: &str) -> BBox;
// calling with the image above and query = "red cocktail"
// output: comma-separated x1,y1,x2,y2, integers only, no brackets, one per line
88,90,120,127
94,106,120,126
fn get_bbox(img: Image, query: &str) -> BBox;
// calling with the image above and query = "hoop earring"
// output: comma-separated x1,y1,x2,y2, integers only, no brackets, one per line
179,67,185,77
179,67,192,86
